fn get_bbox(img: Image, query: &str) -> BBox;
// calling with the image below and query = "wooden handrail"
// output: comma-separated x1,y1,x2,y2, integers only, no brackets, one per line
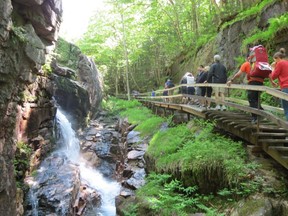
139,83,288,101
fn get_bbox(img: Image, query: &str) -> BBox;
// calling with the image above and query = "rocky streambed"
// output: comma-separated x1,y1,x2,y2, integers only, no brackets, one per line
23,110,147,215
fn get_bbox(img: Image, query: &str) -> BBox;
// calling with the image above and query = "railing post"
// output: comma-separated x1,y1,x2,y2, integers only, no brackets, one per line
257,91,260,132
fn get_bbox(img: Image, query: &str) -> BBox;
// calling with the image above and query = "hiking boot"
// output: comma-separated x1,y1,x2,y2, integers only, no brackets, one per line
215,105,221,110
221,105,227,111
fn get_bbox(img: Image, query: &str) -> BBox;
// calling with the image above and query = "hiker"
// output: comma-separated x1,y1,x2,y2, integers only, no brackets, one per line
227,54,260,122
207,54,227,111
198,66,212,108
179,73,188,103
269,48,288,120
195,65,205,97
165,78,175,102
186,73,195,104
163,79,169,102
228,45,271,124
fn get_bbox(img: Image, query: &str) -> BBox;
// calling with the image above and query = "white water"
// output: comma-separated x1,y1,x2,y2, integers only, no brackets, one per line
56,109,120,216
25,109,120,215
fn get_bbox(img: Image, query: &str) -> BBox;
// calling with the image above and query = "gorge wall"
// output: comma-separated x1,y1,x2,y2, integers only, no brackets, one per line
0,0,62,215
0,0,103,215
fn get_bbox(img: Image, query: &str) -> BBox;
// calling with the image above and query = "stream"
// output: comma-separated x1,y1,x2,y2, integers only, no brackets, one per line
25,109,120,215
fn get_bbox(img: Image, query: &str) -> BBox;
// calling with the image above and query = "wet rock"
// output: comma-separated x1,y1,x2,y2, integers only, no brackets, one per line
125,168,146,190
127,150,145,160
127,131,142,144
231,195,273,216
73,185,101,215
85,136,94,141
120,188,135,198
53,75,90,128
86,127,98,136
25,153,81,216
81,141,93,151
82,151,101,167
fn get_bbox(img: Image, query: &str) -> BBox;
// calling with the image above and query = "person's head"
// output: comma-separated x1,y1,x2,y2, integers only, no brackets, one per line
204,66,210,72
198,65,204,71
273,48,286,62
187,73,193,77
214,55,221,62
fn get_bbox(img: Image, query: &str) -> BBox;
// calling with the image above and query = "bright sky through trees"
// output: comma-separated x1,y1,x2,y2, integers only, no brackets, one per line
60,0,106,42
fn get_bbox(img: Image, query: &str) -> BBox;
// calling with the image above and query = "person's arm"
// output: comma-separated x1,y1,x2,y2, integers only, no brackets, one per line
227,69,242,86
269,62,281,88
270,62,281,80
205,65,214,83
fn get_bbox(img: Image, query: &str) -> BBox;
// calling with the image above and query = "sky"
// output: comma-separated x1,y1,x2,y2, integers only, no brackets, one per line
59,0,106,42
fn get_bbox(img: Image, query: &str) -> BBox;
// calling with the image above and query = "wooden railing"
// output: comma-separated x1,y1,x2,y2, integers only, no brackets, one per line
135,83,288,129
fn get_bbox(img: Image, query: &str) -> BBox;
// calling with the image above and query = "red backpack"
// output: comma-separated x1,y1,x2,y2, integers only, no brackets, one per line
249,45,272,78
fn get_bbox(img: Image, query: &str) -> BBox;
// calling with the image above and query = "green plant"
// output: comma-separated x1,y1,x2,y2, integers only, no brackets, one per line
137,173,201,215
42,63,52,76
221,0,275,30
122,203,138,216
14,141,32,188
11,26,27,43
242,12,288,48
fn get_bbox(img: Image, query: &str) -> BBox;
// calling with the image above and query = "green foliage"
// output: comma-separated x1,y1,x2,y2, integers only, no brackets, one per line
42,63,52,77
14,141,32,188
137,173,203,216
11,26,27,43
221,0,275,30
147,120,251,187
134,116,164,137
55,37,80,70
122,203,138,216
242,12,288,48
102,97,165,136
102,97,142,115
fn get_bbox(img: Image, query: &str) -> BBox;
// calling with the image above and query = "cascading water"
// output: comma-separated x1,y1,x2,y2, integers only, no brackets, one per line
56,109,120,215
26,109,120,216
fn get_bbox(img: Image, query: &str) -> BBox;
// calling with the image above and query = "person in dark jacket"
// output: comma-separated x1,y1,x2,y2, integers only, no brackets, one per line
195,65,205,96
198,66,212,108
207,55,227,110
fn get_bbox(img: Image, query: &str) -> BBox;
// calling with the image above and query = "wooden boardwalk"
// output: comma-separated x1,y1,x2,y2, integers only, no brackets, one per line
135,83,288,169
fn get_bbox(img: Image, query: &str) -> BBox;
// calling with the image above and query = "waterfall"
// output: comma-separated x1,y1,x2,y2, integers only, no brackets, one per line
56,109,120,215
56,109,80,161
26,109,120,216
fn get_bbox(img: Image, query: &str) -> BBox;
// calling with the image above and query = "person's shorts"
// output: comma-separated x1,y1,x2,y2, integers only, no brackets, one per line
214,86,225,95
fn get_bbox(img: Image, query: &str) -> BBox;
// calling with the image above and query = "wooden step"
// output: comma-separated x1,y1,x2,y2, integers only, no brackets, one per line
258,139,288,143
268,146,288,151
255,132,288,137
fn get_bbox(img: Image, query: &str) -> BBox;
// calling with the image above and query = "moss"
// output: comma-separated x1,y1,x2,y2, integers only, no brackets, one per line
236,198,267,216
55,37,81,70
242,12,288,48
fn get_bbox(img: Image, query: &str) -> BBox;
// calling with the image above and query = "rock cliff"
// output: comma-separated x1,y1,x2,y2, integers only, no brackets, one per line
0,0,103,215
0,0,62,215
52,38,103,127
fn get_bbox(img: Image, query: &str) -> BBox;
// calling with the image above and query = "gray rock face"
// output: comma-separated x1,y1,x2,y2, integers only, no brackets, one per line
14,0,62,43
77,54,103,119
0,0,12,41
53,75,91,127
0,0,62,214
